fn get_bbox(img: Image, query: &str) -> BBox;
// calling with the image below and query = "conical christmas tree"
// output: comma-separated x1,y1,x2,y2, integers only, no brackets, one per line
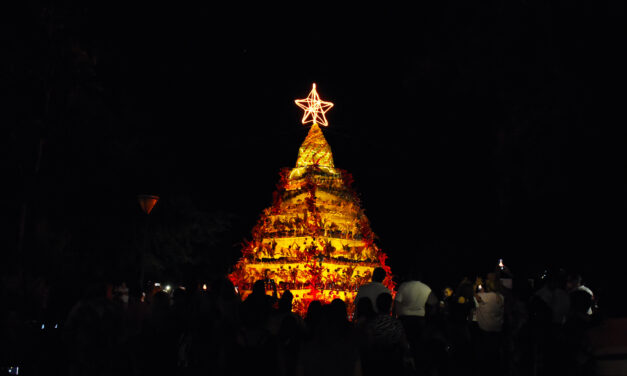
229,84,394,315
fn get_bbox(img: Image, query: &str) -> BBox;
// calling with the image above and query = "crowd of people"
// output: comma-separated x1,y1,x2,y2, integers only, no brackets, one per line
0,263,600,376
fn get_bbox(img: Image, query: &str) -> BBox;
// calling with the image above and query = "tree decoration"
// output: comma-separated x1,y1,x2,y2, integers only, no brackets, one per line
294,83,334,127
228,84,394,316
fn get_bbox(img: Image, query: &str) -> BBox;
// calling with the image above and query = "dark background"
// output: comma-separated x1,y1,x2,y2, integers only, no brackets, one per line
3,2,626,315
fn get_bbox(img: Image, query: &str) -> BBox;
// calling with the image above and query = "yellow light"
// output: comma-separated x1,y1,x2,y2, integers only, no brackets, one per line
229,85,395,316
294,83,334,127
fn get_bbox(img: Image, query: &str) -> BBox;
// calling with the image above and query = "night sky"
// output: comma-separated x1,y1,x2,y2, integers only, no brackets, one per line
4,3,626,313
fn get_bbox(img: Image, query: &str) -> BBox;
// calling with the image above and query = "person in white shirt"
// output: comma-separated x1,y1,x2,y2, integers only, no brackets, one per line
535,272,570,326
355,267,390,314
474,279,505,332
393,271,438,374
394,276,438,318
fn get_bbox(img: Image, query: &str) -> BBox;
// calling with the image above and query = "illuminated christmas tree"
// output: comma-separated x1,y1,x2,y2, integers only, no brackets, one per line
228,84,394,315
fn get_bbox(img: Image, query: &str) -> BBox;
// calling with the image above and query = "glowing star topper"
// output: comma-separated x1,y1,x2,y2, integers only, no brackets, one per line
295,83,334,127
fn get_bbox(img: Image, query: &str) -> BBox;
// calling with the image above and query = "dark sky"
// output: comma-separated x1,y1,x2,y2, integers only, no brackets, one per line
5,2,626,309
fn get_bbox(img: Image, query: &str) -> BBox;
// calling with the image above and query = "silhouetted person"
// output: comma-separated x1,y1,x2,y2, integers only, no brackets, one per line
240,280,276,330
353,296,376,370
530,267,570,376
534,268,570,326
278,290,294,313
474,276,505,376
304,300,323,340
507,276,534,376
297,299,362,376
228,280,280,376
214,277,240,329
446,277,478,375
355,267,390,314
363,293,410,376
206,277,241,374
268,290,302,336
278,311,304,376
137,290,178,376
354,297,376,327
64,280,127,376
566,273,595,316
561,289,595,375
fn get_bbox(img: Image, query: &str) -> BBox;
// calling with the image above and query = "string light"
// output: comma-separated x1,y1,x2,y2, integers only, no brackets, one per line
294,83,334,126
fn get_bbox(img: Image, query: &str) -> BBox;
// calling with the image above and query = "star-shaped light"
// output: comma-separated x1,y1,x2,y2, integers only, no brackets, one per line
294,83,334,127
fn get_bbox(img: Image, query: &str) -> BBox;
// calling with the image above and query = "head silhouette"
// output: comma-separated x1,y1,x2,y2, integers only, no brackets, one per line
355,297,376,320
325,299,349,329
252,280,266,295
279,290,294,312
566,273,583,291
306,300,323,324
372,267,386,283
